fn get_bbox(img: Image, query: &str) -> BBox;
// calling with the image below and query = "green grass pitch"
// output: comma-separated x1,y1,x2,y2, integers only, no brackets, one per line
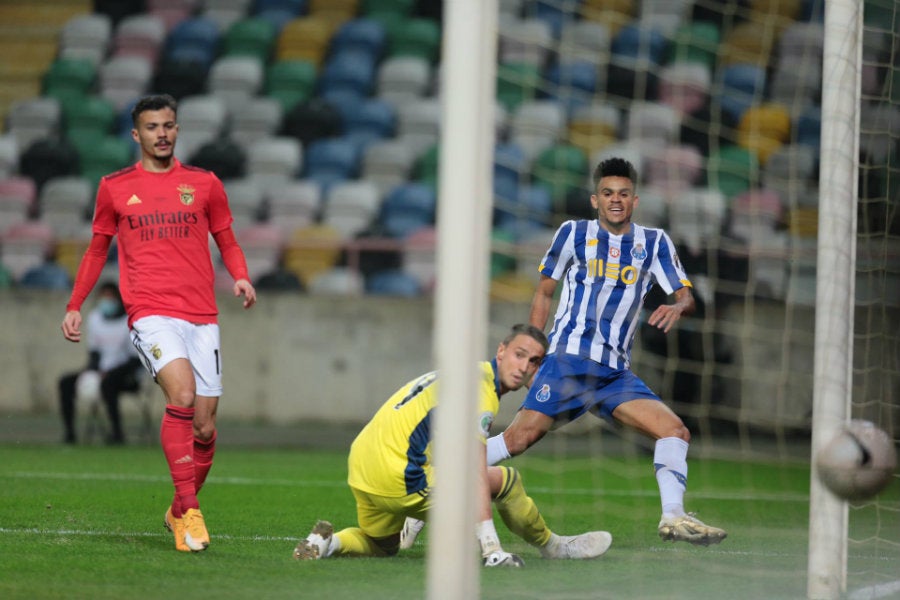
1,443,897,599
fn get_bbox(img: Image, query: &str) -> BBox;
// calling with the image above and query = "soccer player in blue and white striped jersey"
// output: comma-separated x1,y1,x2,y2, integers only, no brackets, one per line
487,157,727,546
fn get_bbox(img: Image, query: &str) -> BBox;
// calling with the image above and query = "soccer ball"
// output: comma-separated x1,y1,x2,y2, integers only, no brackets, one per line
815,420,897,501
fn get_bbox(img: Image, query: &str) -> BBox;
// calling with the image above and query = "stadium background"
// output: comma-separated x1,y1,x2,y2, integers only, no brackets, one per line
0,0,897,446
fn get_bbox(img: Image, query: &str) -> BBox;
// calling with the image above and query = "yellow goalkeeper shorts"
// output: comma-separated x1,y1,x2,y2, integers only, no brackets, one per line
351,485,431,540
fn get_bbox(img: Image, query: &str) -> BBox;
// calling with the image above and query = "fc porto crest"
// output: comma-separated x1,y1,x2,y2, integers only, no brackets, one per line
631,244,647,260
177,184,195,206
536,384,551,403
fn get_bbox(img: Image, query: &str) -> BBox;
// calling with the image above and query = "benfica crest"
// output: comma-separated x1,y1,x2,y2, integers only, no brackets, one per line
177,184,195,205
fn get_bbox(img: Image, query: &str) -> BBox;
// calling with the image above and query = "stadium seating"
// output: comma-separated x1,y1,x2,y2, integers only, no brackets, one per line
0,220,56,280
379,182,435,238
330,18,388,58
282,223,342,285
323,180,381,238
223,16,278,61
376,56,432,104
308,266,365,295
19,138,81,191
644,144,704,191
224,178,266,229
99,55,155,110
281,97,343,145
566,102,620,156
59,13,113,67
264,179,323,233
0,137,19,180
62,95,118,140
531,143,589,208
164,16,221,70
400,225,436,290
303,136,364,186
207,55,266,113
190,138,247,181
510,100,567,162
365,268,422,296
737,103,792,164
112,13,167,65
706,145,759,200
230,96,284,143
42,58,97,99
395,98,442,157
657,62,711,117
667,186,727,253
6,97,62,156
666,21,720,69
318,49,378,98
265,59,317,112
361,139,416,195
246,136,303,184
276,16,339,65
0,176,37,234
38,175,94,238
718,63,768,124
499,18,554,68
626,101,680,145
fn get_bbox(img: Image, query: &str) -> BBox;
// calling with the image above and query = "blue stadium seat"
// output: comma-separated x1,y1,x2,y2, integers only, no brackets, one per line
494,183,552,233
253,0,308,16
365,269,422,296
165,17,222,70
494,142,527,201
330,18,388,58
304,136,365,182
379,182,436,238
343,98,397,145
318,49,378,97
719,64,767,124
611,22,669,65
530,0,581,39
543,59,600,113
254,8,297,33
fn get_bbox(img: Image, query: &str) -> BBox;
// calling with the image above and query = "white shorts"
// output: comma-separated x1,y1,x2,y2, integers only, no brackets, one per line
130,316,223,397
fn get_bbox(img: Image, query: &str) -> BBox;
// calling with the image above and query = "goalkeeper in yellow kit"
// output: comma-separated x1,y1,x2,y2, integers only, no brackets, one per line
293,324,612,567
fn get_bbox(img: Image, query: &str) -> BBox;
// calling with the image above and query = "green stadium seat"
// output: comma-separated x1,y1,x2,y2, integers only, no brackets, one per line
265,59,318,112
362,0,414,20
223,17,278,61
706,145,759,200
387,18,440,63
665,22,720,69
531,144,589,207
496,62,541,112
72,133,134,188
413,143,438,189
61,94,117,139
42,58,97,98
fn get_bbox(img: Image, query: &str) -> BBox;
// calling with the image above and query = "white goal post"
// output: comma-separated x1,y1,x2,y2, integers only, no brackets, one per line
806,0,861,598
427,1,498,599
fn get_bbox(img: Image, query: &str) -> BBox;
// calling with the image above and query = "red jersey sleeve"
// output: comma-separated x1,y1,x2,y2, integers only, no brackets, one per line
92,178,117,236
206,173,234,234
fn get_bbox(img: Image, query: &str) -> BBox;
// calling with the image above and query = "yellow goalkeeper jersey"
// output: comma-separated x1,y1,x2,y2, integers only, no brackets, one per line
347,360,500,498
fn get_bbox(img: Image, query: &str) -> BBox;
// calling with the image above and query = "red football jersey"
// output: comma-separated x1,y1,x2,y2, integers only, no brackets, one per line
92,159,234,326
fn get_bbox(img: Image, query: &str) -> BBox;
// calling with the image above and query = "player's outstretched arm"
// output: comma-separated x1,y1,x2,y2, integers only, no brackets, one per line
647,287,695,334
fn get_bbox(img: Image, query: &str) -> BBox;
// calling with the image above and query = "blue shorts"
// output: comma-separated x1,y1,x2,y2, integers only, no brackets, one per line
520,352,661,424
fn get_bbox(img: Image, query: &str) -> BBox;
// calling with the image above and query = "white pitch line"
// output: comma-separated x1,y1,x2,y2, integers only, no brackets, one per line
0,527,299,543
848,580,900,600
3,471,809,502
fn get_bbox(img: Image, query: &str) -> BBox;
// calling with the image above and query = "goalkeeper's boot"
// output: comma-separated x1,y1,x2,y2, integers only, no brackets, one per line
540,531,613,559
658,513,727,546
483,550,525,568
399,517,426,550
293,520,334,560
164,506,190,552
182,508,210,551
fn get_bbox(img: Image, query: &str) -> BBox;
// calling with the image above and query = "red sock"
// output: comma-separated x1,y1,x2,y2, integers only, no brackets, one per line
194,432,217,495
160,404,198,516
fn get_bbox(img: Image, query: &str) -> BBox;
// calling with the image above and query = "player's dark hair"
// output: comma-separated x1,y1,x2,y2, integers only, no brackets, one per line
592,157,638,189
503,324,549,352
131,94,178,126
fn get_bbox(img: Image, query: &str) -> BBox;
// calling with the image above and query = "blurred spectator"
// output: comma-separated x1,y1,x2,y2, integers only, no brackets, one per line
19,245,72,290
58,282,142,444
254,252,305,291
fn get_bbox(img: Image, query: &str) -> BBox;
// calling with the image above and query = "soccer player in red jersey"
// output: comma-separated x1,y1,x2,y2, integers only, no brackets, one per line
61,94,257,552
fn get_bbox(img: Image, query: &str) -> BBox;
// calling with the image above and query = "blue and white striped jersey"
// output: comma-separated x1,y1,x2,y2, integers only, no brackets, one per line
538,220,691,369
